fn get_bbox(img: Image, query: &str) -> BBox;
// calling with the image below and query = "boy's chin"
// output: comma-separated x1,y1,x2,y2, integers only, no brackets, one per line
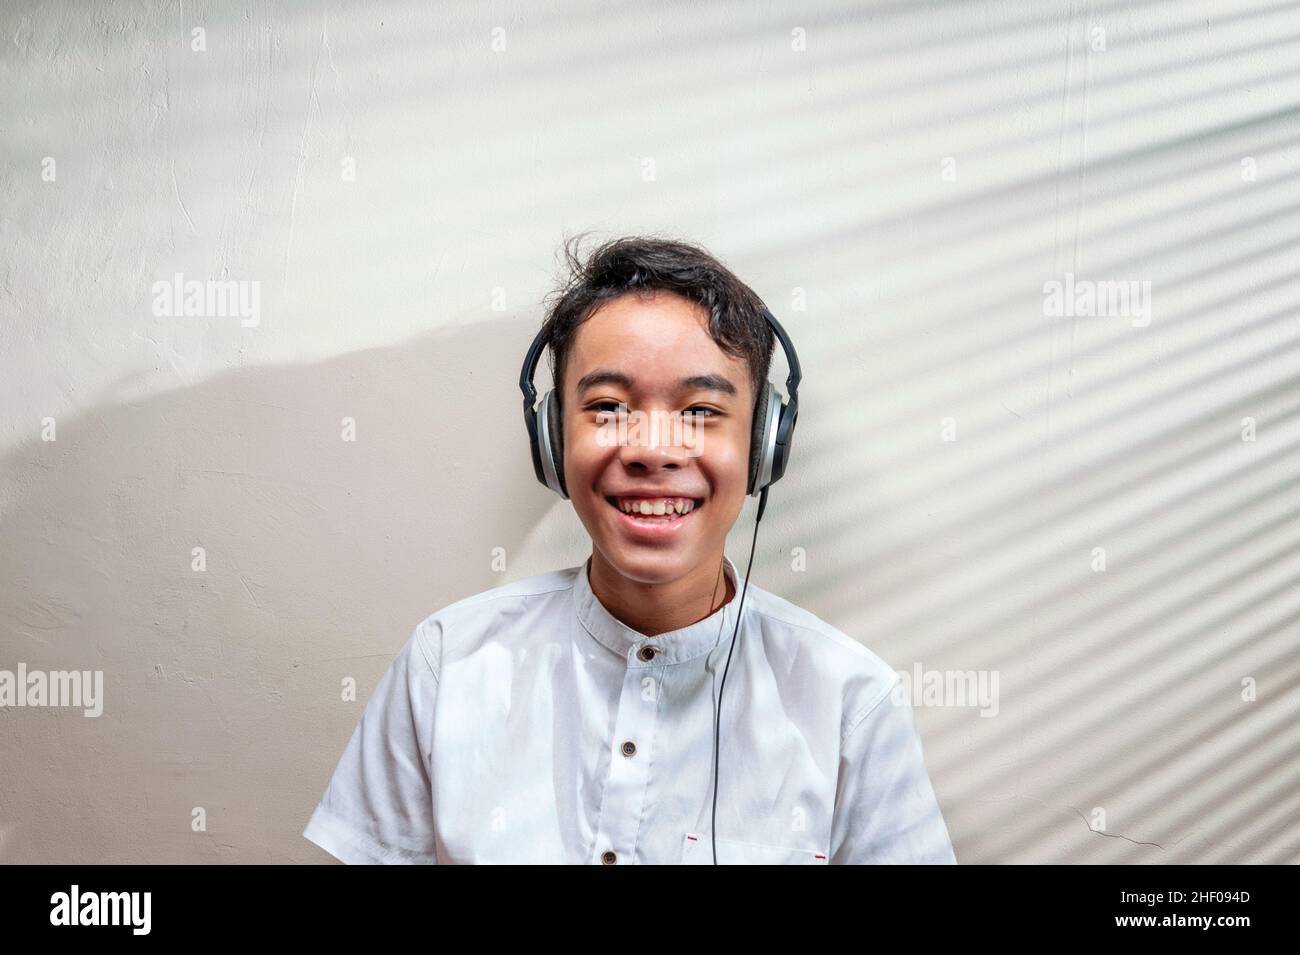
595,546,701,582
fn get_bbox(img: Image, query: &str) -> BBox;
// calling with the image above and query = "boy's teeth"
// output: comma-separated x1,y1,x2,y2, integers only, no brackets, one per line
618,497,695,515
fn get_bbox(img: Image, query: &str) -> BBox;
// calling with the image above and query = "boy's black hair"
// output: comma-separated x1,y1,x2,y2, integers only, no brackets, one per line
538,233,777,414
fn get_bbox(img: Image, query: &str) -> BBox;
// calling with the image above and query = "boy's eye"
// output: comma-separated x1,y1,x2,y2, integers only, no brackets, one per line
586,402,719,418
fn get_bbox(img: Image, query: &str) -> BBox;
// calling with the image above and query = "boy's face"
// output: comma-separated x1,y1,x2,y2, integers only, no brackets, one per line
562,291,755,586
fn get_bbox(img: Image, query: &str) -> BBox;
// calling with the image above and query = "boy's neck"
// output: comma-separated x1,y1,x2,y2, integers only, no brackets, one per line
586,550,735,638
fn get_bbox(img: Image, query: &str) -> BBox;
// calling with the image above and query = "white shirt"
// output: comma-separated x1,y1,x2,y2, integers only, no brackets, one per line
303,555,956,864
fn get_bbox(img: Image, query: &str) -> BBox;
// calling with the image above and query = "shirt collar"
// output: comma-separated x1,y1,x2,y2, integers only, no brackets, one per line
574,554,741,666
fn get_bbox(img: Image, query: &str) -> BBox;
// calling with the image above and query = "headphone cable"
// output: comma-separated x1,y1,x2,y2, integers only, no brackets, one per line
710,484,767,864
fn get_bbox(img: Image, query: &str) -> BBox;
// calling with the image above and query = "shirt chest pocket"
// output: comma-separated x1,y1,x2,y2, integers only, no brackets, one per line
680,831,829,865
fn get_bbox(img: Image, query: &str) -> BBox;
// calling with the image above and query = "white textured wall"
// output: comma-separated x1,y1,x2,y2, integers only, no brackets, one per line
1,0,1298,863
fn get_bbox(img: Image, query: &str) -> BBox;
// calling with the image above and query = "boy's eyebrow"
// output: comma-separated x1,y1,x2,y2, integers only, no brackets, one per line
575,369,738,396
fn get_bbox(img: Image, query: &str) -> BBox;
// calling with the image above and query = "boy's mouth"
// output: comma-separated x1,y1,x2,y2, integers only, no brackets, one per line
604,495,705,524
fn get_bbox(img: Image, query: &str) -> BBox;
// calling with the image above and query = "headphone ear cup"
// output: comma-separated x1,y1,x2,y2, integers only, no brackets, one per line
771,401,796,486
545,393,567,497
748,383,772,495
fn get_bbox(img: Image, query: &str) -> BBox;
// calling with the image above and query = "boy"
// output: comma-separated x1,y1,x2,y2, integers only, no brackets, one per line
302,235,956,864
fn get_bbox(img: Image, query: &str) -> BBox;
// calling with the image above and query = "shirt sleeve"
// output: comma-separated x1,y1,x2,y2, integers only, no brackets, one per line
829,676,957,864
302,618,442,864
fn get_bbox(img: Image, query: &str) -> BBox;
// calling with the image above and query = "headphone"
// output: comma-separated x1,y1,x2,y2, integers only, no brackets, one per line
520,306,800,506
519,303,802,864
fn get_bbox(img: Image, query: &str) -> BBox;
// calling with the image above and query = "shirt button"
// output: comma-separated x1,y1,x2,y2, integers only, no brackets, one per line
621,740,637,757
638,645,657,661
601,850,617,865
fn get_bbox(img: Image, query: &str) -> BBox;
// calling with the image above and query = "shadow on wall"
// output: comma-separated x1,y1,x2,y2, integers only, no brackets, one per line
0,316,565,863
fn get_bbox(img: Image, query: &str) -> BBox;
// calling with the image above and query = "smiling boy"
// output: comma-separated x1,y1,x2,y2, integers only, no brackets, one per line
302,235,956,864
